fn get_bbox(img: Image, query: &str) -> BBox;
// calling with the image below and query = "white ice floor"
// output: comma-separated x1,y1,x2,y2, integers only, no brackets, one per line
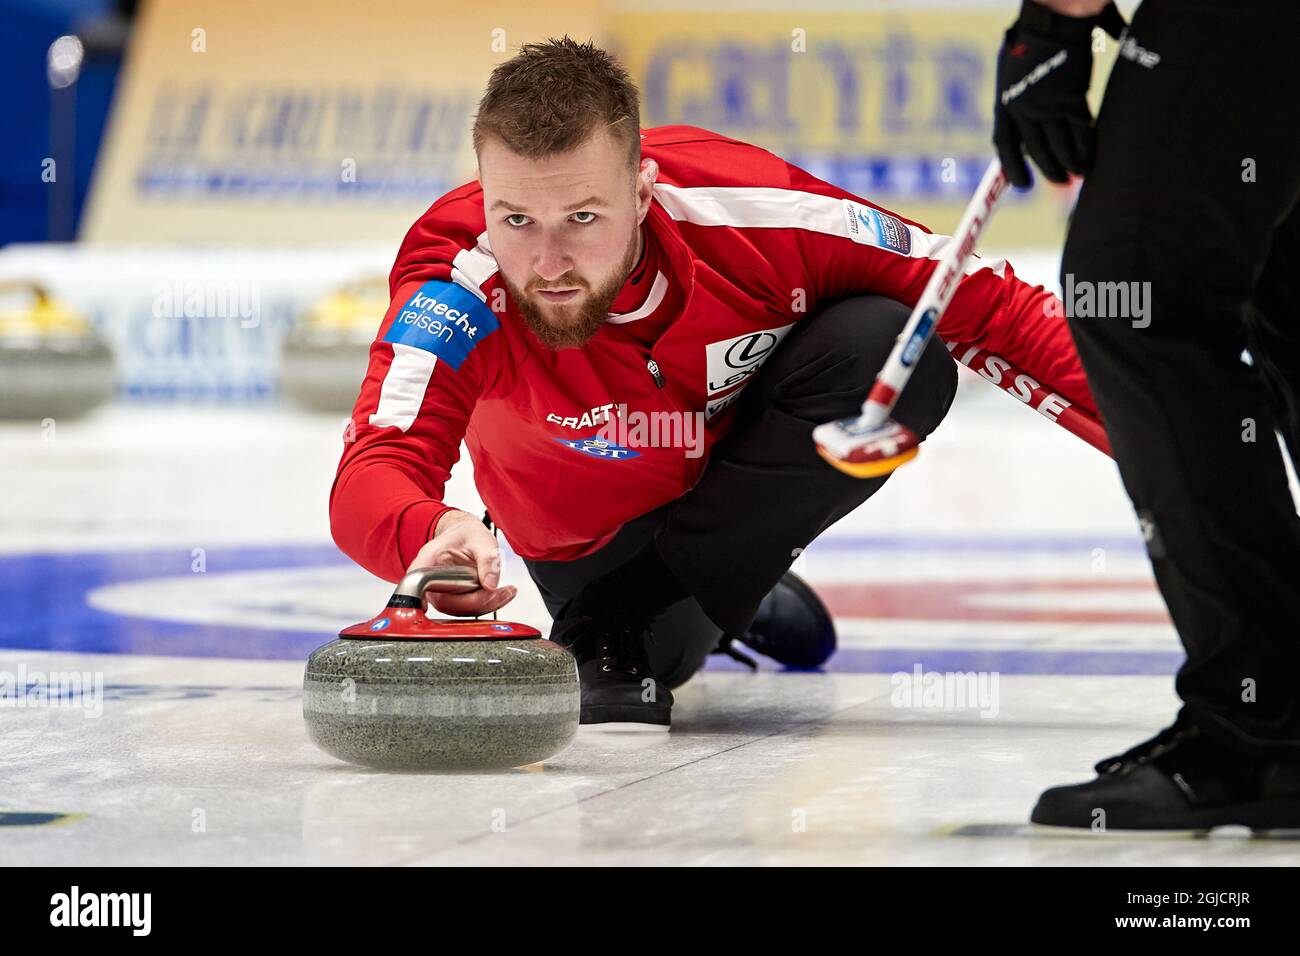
2,377,1298,865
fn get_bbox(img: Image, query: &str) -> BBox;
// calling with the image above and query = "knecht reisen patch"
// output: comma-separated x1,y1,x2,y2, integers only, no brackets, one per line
384,279,499,370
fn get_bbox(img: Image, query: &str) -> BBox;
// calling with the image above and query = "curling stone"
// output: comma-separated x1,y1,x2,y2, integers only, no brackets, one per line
0,280,115,420
303,566,579,771
280,276,388,413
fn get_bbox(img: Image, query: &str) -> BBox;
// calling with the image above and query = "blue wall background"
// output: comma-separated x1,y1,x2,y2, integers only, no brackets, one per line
0,0,127,244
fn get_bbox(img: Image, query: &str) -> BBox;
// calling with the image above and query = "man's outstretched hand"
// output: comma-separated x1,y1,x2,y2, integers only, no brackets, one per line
407,509,518,617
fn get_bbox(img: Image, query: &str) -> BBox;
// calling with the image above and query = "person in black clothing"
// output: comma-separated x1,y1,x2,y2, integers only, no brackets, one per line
994,0,1300,829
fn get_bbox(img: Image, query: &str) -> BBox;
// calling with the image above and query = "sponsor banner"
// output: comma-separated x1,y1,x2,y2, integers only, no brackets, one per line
610,6,1119,248
85,1,1111,248
82,0,603,242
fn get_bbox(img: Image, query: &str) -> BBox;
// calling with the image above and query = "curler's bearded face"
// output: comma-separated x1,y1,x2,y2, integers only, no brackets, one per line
479,128,657,350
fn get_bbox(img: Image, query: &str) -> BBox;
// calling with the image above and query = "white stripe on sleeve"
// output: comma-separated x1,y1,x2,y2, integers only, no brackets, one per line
652,182,1006,279
369,344,438,432
450,232,499,302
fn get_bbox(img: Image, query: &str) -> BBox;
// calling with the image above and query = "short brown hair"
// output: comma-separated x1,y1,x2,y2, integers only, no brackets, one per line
472,36,642,169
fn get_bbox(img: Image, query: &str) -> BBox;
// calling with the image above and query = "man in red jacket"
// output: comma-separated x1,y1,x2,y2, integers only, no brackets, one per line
330,37,1098,730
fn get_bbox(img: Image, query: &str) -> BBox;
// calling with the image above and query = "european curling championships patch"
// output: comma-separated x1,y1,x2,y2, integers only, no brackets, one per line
384,279,499,370
842,199,913,255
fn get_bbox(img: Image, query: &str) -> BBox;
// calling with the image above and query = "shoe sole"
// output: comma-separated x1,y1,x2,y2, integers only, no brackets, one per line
1031,823,1300,838
578,721,670,734
580,704,670,730
1031,797,1300,833
1029,823,1217,838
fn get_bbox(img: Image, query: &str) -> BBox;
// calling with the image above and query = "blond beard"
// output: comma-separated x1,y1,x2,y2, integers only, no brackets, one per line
507,228,641,351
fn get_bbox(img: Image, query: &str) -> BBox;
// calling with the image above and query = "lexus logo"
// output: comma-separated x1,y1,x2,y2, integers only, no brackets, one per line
725,332,779,369
705,324,794,396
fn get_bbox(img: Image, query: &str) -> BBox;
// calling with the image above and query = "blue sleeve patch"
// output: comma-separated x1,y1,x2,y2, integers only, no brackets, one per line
842,199,914,255
383,279,499,371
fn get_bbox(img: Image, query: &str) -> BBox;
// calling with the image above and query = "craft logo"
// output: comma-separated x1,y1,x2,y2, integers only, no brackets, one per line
843,200,913,255
547,402,617,429
705,325,794,396
384,279,499,370
554,437,640,461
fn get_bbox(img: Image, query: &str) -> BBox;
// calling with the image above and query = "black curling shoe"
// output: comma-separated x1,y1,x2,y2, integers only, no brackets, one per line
721,571,837,670
1031,717,1300,832
552,614,672,731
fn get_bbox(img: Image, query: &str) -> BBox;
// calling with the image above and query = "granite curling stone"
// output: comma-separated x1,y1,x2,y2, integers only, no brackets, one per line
0,280,115,420
280,276,386,413
303,566,579,770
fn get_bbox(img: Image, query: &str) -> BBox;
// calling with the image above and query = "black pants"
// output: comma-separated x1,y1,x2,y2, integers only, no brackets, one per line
1062,0,1300,758
524,294,958,687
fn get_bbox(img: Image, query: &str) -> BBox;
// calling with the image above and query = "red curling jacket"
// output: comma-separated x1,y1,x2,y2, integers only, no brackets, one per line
330,125,1095,581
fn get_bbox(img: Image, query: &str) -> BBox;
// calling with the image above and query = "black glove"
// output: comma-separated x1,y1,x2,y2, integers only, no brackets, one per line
993,0,1126,188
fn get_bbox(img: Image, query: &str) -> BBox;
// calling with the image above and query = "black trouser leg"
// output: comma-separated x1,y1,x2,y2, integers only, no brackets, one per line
654,293,957,637
1061,0,1300,758
524,504,721,688
1245,200,1300,468
524,294,957,686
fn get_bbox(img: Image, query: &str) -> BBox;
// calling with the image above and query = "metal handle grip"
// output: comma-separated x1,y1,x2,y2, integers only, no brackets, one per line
388,566,480,608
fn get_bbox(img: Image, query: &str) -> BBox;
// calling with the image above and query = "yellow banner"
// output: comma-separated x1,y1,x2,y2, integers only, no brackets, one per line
82,0,605,243
609,7,1116,247
85,1,1114,248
